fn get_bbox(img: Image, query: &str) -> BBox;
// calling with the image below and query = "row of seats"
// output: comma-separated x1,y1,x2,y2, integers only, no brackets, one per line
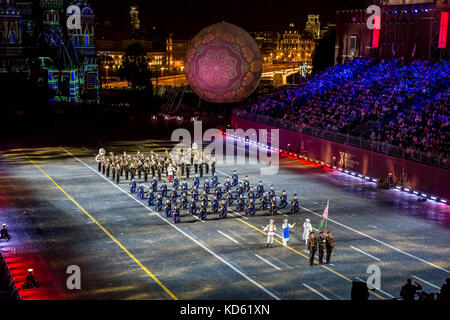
0,253,21,300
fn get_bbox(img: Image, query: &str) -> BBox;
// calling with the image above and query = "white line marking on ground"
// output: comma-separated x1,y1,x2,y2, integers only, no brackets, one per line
192,215,206,223
266,254,292,269
303,250,309,254
61,147,282,300
227,230,248,242
350,246,381,262
302,283,330,300
218,145,450,275
412,275,440,290
218,230,239,244
299,206,450,274
230,210,249,220
355,277,395,299
255,254,281,270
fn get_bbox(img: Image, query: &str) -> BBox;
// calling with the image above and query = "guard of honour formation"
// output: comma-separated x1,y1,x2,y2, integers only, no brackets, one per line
96,148,335,266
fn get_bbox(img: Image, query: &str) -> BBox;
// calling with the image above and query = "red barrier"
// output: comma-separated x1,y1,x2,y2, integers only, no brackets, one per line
232,117,450,201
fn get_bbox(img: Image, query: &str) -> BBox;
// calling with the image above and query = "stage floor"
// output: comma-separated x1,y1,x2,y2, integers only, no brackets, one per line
0,138,449,300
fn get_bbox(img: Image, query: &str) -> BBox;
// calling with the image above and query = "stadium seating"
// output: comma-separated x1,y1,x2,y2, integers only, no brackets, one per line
244,59,450,158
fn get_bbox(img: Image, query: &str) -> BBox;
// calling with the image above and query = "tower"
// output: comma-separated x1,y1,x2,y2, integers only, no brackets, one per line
130,6,140,32
67,0,99,103
305,14,321,39
0,0,23,70
40,0,64,46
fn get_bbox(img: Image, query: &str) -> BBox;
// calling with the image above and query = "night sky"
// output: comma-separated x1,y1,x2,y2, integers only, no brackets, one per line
92,0,372,38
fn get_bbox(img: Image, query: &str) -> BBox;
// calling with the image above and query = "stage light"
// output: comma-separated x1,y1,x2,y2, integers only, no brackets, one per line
413,191,419,195
404,188,410,192
358,174,364,178
421,193,427,198
430,196,437,201
395,186,402,190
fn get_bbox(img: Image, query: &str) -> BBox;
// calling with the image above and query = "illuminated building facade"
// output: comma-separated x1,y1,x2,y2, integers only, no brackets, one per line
0,0,100,103
275,23,316,65
250,31,277,65
166,34,189,71
305,14,321,39
97,38,166,73
335,0,449,63
130,6,140,32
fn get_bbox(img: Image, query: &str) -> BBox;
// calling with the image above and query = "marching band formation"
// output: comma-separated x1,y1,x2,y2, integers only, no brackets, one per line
95,147,335,265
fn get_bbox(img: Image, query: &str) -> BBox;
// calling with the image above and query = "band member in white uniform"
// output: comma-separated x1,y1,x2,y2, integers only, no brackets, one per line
263,219,277,248
303,218,313,245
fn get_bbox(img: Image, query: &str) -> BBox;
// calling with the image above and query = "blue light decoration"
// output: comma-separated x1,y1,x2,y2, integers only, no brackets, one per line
222,131,449,206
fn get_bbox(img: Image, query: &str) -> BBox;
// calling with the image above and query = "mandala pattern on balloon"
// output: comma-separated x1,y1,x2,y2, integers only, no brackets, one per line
185,22,263,103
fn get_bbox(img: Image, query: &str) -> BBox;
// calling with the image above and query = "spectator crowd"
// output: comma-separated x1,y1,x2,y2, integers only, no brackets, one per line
245,59,450,158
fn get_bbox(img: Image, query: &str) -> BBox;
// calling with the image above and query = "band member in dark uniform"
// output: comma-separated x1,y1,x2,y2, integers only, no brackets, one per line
125,162,129,180
189,198,197,215
308,231,317,266
326,231,335,264
247,198,256,217
186,163,191,179
106,160,111,178
270,197,277,215
172,204,181,224
318,231,327,265
155,194,163,211
116,163,121,184
157,165,162,181
219,199,227,219
211,157,216,175
291,193,299,213
204,157,209,174
111,163,116,182
199,200,207,220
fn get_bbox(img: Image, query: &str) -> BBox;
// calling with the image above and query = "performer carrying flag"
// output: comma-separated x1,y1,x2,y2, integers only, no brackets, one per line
318,200,329,233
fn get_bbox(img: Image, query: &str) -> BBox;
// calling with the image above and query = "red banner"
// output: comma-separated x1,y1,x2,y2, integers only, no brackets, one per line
232,117,450,201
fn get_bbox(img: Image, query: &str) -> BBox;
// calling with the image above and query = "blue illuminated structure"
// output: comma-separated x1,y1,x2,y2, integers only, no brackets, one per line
0,0,99,103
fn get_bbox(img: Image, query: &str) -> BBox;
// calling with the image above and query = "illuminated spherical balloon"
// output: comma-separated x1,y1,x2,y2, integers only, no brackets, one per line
184,22,263,103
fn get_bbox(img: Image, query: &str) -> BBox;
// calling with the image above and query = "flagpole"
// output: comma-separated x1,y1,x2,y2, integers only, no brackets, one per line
325,200,329,234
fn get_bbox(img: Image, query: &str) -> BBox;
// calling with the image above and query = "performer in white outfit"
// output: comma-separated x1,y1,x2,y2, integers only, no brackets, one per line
282,219,295,246
167,165,174,182
303,218,313,244
263,219,277,248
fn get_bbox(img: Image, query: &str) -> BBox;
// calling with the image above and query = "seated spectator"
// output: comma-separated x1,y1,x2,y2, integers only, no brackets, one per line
0,223,11,241
242,59,450,159
23,269,38,290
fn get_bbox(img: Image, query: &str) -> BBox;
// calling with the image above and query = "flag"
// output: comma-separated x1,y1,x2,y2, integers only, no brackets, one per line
318,200,329,232
412,44,417,58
